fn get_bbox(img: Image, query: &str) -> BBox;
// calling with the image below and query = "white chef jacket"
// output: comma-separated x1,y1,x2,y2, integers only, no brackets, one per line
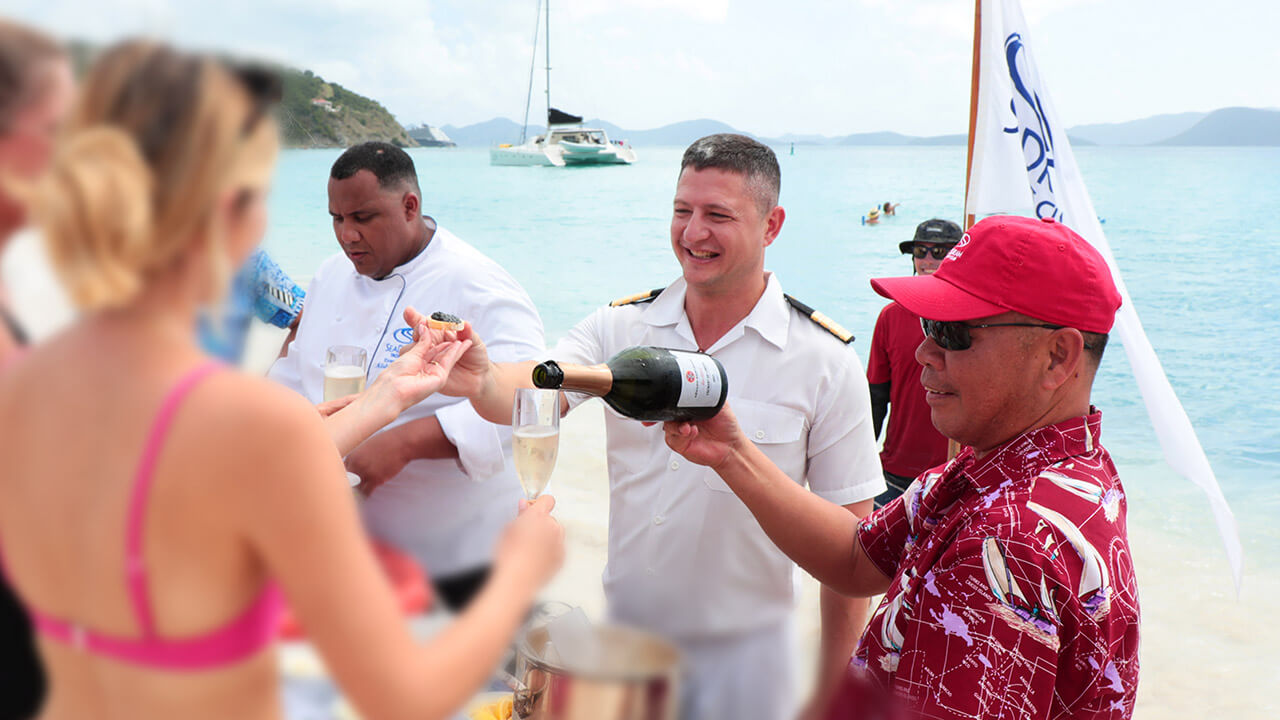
552,273,884,639
270,222,544,576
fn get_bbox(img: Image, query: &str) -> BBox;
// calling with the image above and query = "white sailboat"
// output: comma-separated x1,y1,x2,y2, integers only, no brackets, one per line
490,0,637,167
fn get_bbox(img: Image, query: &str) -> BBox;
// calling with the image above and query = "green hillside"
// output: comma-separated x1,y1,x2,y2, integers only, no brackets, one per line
279,68,416,148
64,41,413,149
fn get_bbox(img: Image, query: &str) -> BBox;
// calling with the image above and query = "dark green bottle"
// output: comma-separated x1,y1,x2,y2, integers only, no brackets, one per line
531,346,728,422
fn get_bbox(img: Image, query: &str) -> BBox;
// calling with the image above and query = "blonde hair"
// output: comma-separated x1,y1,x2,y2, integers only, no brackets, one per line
0,20,65,132
31,41,277,310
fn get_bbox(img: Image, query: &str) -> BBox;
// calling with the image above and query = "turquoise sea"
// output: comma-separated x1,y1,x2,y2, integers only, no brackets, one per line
266,145,1277,550
265,146,1277,714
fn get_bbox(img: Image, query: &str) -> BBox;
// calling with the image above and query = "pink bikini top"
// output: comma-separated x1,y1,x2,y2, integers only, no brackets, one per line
4,362,283,670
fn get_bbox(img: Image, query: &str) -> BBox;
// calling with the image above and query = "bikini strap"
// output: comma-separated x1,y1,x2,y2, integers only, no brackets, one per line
124,362,222,637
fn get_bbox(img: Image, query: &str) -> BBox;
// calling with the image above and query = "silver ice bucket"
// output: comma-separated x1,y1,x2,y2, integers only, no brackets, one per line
511,623,681,720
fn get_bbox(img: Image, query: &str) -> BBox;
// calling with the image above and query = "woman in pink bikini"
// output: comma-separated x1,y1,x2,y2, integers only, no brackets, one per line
0,41,563,720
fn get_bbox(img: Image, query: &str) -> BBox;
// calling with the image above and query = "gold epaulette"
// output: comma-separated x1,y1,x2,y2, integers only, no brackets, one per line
609,287,666,307
784,294,854,344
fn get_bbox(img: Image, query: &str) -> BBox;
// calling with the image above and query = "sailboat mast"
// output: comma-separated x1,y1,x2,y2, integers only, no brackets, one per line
520,0,542,144
963,0,982,231
545,0,552,130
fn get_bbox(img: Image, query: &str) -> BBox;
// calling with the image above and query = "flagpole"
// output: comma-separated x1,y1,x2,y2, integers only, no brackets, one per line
963,0,982,232
950,0,982,461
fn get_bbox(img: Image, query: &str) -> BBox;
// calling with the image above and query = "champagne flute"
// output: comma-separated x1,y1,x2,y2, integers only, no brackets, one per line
512,388,560,501
324,345,368,402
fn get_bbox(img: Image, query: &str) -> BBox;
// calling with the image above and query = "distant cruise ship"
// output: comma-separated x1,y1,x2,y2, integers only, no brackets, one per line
408,125,456,148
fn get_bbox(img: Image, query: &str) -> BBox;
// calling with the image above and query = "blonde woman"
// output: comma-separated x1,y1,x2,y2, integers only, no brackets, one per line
0,41,563,720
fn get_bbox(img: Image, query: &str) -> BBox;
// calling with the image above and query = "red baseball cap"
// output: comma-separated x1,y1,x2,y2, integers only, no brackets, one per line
870,215,1122,334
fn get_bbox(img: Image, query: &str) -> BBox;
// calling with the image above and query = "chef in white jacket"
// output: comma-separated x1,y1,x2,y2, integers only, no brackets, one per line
270,142,544,610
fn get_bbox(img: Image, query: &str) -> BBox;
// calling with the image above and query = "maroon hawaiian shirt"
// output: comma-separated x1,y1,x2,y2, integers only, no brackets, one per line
838,409,1140,719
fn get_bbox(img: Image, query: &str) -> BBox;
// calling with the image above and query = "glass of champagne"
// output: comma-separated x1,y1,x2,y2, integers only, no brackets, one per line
512,388,560,501
324,345,368,402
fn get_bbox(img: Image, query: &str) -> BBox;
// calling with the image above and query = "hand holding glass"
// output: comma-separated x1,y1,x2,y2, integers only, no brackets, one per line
512,388,560,501
324,345,368,402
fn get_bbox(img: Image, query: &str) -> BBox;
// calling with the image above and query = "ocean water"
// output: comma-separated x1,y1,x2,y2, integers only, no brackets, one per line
267,145,1277,552
265,145,1278,715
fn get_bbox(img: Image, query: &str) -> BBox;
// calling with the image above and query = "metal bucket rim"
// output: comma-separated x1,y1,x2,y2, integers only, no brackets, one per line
516,622,683,682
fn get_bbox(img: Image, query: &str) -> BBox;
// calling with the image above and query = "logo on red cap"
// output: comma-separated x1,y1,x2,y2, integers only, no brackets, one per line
945,233,972,263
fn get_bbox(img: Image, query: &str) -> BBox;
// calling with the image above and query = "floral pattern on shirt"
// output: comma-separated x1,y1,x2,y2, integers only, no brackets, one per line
846,410,1140,720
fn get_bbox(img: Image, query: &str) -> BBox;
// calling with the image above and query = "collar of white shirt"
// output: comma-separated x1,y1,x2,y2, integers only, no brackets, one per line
641,272,791,353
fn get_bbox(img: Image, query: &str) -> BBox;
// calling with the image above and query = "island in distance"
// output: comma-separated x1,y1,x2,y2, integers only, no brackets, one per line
437,107,1280,148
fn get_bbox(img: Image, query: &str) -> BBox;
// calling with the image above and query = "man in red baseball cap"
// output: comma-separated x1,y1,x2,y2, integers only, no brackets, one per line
662,215,1141,719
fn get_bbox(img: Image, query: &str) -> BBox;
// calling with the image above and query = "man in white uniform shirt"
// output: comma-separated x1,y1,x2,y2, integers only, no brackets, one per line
270,143,544,610
425,135,884,719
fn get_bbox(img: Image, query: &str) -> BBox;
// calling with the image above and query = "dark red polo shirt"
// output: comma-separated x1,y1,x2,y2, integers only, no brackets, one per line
834,410,1141,719
867,302,949,477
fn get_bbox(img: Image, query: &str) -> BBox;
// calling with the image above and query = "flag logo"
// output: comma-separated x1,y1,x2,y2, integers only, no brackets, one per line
1002,32,1064,223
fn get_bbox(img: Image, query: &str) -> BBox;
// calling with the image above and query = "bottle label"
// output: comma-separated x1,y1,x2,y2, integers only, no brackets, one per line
671,350,723,408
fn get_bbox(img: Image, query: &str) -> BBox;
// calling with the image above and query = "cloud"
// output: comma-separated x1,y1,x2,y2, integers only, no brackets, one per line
564,0,730,23
3,0,1276,136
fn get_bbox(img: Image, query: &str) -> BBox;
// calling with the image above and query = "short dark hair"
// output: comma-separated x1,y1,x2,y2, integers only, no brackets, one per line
680,134,780,215
1082,331,1108,367
330,141,420,194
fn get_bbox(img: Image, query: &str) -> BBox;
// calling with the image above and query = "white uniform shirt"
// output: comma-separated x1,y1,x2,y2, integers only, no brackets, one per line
270,223,544,576
552,273,884,639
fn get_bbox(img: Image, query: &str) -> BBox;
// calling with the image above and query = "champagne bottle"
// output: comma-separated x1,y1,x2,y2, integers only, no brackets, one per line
531,347,728,422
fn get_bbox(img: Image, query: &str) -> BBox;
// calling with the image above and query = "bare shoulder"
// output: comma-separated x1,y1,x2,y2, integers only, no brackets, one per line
194,370,319,428
178,371,340,486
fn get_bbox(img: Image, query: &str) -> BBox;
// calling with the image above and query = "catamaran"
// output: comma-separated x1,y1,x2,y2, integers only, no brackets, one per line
490,0,636,167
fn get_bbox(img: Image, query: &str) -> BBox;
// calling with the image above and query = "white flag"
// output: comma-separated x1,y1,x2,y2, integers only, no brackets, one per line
966,0,1243,591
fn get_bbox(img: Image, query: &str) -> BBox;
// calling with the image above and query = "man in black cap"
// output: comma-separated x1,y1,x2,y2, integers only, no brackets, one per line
865,218,962,506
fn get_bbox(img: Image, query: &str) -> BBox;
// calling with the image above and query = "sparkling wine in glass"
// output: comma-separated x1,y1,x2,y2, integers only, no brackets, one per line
324,345,368,402
512,388,560,501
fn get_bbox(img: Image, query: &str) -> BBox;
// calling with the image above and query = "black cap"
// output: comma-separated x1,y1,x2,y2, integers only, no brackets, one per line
899,218,963,254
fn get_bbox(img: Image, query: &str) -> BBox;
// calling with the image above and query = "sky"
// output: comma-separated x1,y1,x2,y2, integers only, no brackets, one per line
6,0,1278,137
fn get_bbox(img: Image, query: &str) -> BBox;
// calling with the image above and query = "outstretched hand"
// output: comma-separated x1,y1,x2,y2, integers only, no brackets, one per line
403,307,493,398
365,307,472,413
661,403,745,470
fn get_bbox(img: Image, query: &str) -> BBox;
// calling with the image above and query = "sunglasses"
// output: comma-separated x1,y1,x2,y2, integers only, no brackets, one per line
921,318,1069,351
912,245,954,260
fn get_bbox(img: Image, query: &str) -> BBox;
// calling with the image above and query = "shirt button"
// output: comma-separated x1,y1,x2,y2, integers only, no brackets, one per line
670,460,679,470
755,430,765,440
653,515,664,526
